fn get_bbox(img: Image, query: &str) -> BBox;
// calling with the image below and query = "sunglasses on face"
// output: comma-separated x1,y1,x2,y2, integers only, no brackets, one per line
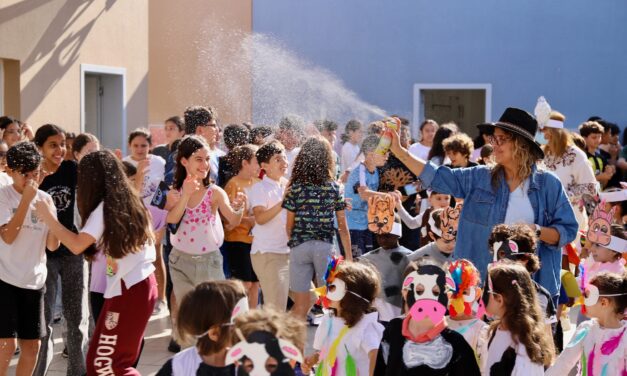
487,135,511,146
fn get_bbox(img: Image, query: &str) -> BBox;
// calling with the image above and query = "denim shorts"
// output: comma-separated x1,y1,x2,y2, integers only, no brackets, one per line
289,240,335,292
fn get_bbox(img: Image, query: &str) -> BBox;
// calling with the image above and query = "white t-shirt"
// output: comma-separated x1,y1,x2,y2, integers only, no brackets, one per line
341,142,361,172
484,329,544,376
313,312,384,376
0,186,55,290
123,154,166,201
504,180,534,225
0,172,13,187
409,142,431,161
81,202,156,298
249,176,289,254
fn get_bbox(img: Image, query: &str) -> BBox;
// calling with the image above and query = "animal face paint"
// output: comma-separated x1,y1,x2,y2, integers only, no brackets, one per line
403,265,449,323
226,331,303,376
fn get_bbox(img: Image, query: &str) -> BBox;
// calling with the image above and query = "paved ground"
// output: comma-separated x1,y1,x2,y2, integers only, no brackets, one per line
8,307,576,375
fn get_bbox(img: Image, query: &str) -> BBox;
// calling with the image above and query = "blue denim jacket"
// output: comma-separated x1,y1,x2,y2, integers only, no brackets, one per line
419,162,578,298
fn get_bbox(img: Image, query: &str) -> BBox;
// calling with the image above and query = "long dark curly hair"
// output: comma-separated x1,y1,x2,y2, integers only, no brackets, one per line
488,263,555,366
289,136,334,186
77,150,154,259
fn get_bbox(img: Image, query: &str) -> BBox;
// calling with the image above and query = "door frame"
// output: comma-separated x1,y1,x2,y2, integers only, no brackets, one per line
412,83,492,137
80,64,127,152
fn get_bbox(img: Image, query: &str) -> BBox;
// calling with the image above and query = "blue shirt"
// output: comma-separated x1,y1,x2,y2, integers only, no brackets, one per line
345,163,379,230
418,162,578,298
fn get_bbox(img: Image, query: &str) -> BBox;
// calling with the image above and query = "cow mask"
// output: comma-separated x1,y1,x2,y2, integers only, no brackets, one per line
226,330,303,376
403,264,452,323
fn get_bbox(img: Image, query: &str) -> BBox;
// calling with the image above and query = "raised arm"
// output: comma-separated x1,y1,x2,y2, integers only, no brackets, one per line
0,181,38,244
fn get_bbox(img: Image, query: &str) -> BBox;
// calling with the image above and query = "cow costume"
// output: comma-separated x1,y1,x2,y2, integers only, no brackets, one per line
375,262,480,375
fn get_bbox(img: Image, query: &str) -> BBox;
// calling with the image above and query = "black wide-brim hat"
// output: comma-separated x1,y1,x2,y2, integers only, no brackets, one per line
477,107,545,159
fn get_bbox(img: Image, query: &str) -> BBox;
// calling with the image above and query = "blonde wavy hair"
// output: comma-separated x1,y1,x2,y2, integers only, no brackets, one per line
491,130,542,188
543,111,573,157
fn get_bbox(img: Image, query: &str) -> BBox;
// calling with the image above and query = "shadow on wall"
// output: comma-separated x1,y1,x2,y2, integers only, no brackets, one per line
1,0,116,120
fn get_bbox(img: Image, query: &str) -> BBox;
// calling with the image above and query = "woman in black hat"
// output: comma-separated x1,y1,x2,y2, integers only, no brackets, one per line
387,107,578,305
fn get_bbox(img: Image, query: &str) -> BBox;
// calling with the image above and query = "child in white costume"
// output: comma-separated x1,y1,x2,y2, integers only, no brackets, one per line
546,271,626,376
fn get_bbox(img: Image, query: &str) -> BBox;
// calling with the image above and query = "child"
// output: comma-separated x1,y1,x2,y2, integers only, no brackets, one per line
477,144,494,166
487,224,558,326
582,204,625,279
33,124,88,375
340,119,363,173
217,123,250,187
157,280,248,375
306,260,383,376
248,141,290,310
545,271,626,376
579,121,615,189
223,144,261,308
283,136,352,320
151,116,185,161
123,128,166,203
167,136,244,305
34,150,157,375
345,135,388,257
408,205,461,267
124,129,170,314
360,219,412,322
446,260,488,369
228,307,308,375
375,259,480,375
393,189,452,248
443,133,477,169
484,263,555,375
0,142,59,376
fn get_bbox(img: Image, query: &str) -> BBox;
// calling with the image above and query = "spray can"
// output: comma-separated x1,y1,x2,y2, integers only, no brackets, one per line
374,117,401,155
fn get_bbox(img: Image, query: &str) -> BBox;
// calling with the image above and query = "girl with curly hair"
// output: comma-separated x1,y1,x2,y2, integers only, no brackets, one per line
283,136,351,320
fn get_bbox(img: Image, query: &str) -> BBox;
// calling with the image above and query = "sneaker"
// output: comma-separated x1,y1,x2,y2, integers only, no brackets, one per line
168,339,181,353
152,299,167,315
307,305,324,326
62,347,68,358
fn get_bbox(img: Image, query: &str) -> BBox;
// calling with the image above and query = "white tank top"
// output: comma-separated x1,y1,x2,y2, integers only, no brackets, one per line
170,187,224,254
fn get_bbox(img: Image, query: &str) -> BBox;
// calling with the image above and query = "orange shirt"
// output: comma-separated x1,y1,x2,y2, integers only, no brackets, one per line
224,175,260,243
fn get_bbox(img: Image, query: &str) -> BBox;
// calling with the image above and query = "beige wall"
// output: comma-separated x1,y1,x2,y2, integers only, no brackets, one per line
0,0,149,136
149,0,252,128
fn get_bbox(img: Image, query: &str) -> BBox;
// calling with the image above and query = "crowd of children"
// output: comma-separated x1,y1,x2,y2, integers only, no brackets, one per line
0,106,624,376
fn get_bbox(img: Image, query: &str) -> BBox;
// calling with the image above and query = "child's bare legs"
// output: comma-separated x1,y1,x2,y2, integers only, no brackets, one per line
16,339,39,376
291,291,314,322
243,281,259,309
0,338,40,376
0,338,16,376
153,228,167,305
